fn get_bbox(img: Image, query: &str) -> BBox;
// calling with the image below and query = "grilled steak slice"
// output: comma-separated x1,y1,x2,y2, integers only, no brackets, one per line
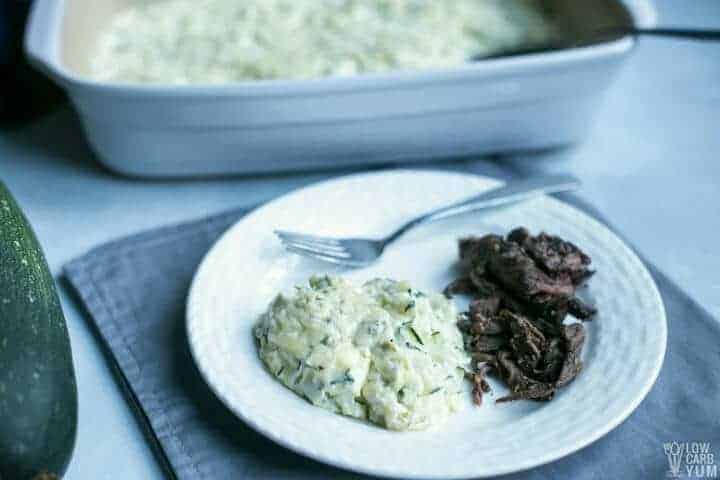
568,296,597,320
508,227,593,285
471,335,508,353
443,276,476,296
556,323,586,387
450,228,595,407
501,310,547,373
495,351,556,402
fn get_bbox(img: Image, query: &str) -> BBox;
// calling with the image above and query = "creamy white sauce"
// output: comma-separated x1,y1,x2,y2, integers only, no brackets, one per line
91,0,558,84
254,276,470,431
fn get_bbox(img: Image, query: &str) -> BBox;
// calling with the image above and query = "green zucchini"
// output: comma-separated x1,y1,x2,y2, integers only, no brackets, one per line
0,182,77,479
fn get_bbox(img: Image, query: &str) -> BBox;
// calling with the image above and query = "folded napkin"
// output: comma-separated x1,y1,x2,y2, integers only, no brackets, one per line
64,186,720,480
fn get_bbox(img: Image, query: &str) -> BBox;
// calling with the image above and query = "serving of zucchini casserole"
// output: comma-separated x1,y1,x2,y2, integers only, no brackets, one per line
91,0,558,83
254,276,470,431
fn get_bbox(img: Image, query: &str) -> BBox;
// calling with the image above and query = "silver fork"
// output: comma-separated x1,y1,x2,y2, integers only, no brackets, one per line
275,174,580,268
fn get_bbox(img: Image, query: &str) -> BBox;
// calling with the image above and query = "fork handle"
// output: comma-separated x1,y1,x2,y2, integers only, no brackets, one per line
383,175,581,245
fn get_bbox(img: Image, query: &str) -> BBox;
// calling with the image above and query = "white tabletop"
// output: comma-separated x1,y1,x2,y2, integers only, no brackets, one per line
2,1,719,477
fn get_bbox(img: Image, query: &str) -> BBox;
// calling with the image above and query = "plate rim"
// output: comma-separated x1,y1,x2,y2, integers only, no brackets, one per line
186,169,667,479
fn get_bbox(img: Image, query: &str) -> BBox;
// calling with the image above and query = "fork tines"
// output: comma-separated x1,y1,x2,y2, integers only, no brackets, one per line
275,230,352,264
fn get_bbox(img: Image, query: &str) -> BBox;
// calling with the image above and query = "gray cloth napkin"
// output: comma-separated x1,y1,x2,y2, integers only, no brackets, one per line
64,177,720,480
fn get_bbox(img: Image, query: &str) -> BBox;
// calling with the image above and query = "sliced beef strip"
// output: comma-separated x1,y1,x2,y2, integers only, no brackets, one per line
508,227,593,285
496,383,556,403
556,323,586,387
460,230,594,316
526,292,570,325
471,275,566,335
506,229,596,321
469,315,505,336
467,271,503,296
533,337,566,383
470,335,508,353
482,239,575,298
462,274,567,337
468,297,504,335
471,352,498,365
458,234,503,272
470,295,502,319
466,235,595,324
494,351,556,402
529,315,566,337
500,310,547,373
506,227,531,245
443,276,476,297
469,363,493,406
468,271,528,317
568,296,597,320
474,270,571,328
469,238,578,325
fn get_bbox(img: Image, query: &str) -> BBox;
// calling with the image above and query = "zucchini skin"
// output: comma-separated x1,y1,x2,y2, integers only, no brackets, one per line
0,182,78,479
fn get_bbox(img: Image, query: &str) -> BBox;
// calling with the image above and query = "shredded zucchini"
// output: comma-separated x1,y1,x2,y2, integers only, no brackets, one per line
91,0,558,83
254,276,470,431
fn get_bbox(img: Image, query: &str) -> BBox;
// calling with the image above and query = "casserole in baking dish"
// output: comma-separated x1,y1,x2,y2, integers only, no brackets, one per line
26,0,655,177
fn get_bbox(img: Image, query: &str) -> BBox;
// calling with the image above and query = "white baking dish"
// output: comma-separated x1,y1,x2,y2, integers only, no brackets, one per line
26,0,656,178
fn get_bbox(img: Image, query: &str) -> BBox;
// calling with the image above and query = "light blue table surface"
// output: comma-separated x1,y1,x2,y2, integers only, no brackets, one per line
2,2,719,478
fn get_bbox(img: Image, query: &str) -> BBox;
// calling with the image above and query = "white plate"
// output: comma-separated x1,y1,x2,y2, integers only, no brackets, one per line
187,170,666,479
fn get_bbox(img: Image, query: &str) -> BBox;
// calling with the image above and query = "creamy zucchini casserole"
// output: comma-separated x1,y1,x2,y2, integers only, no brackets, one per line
91,0,558,84
254,276,470,431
